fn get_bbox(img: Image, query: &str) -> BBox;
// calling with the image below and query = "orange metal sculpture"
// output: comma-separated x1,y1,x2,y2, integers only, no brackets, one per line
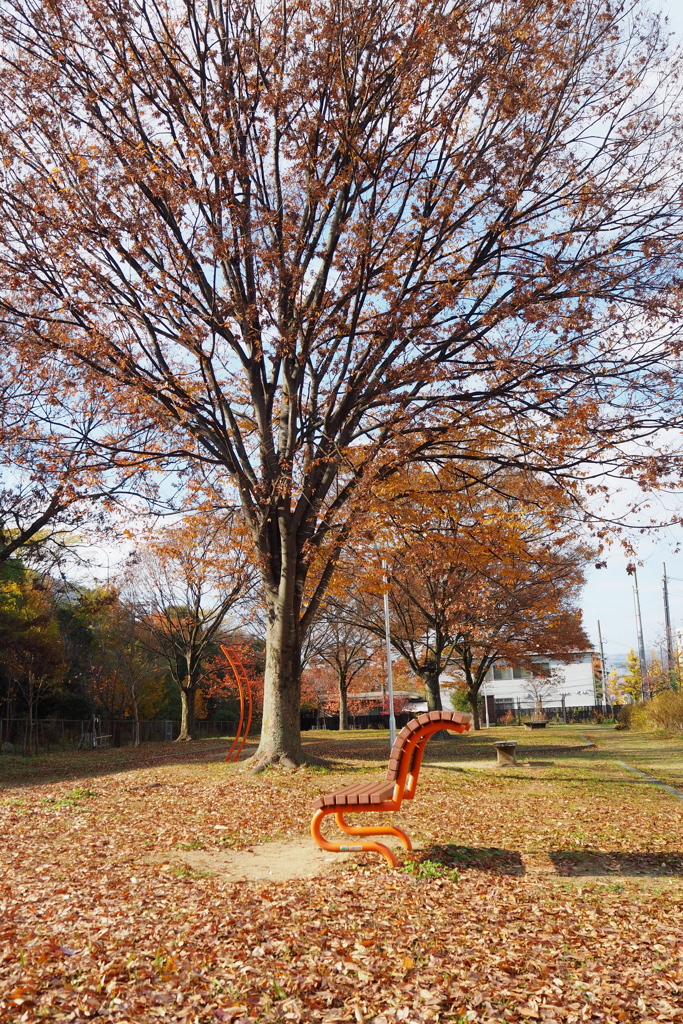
311,710,472,867
221,645,253,762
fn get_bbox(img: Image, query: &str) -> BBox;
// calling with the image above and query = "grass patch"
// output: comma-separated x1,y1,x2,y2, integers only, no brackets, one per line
42,786,97,807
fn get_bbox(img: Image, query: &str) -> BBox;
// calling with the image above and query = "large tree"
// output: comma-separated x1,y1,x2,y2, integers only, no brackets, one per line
0,0,682,765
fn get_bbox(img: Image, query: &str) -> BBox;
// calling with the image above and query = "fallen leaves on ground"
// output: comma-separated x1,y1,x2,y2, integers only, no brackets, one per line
2,727,683,1022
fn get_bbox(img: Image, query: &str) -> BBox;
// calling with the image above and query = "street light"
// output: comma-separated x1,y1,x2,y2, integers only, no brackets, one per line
86,543,111,584
381,558,397,748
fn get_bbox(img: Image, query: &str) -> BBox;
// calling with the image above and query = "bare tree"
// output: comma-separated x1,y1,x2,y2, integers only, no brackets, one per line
524,670,562,723
313,608,379,731
0,348,166,567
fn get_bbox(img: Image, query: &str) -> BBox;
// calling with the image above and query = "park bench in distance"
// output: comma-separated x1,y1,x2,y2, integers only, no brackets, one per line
311,710,472,867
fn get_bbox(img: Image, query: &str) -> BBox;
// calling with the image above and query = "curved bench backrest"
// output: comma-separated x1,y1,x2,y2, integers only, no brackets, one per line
386,710,472,802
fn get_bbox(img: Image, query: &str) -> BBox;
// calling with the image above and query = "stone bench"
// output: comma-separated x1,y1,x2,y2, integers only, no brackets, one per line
494,740,518,766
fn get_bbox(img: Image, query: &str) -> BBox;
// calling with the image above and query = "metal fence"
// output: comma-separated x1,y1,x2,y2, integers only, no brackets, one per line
0,717,259,755
492,701,616,724
301,711,419,731
302,705,617,730
1,702,618,755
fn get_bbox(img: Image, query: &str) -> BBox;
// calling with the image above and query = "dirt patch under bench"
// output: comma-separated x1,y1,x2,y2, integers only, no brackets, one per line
147,837,360,881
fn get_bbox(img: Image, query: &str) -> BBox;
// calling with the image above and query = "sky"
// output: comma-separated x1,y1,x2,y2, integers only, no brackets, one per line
582,535,683,669
580,0,683,667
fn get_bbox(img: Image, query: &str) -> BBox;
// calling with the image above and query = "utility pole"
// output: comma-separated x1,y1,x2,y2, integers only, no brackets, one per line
381,559,397,748
632,569,648,700
663,562,676,689
597,620,608,707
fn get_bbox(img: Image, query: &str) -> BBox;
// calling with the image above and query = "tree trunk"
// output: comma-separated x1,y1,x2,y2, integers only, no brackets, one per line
423,670,451,739
133,695,141,746
248,588,305,769
177,686,196,741
468,689,481,730
423,671,443,712
338,680,348,731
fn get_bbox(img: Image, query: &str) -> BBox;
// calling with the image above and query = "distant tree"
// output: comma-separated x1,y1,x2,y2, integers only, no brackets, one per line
201,638,266,723
88,595,164,743
523,668,562,722
606,668,624,705
643,654,671,700
57,584,166,739
336,469,591,729
0,561,64,753
312,610,380,731
131,515,257,740
623,649,644,703
301,652,410,726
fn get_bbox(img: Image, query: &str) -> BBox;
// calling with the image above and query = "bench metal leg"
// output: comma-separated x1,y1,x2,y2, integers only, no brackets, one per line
311,809,399,868
334,811,412,851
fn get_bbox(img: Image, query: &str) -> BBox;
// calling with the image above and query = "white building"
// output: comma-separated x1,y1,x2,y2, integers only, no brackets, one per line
440,651,600,715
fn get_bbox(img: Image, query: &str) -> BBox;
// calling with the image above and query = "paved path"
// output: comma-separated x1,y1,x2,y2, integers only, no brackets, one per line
612,759,683,802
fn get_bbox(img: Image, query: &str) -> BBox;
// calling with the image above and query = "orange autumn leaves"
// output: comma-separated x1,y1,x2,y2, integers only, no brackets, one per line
2,733,683,1022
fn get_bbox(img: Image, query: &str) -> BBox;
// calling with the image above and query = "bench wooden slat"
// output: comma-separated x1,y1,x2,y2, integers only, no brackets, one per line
343,781,382,806
314,779,396,809
369,781,395,804
320,782,363,807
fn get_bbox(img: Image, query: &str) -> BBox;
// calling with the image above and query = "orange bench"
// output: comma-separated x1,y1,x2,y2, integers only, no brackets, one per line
311,710,472,867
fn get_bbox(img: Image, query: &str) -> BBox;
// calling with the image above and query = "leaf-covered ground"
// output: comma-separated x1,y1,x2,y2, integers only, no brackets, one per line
2,725,683,1023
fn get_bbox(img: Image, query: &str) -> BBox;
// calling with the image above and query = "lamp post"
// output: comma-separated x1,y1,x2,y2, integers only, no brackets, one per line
663,563,676,689
381,559,397,748
87,543,111,584
597,620,608,709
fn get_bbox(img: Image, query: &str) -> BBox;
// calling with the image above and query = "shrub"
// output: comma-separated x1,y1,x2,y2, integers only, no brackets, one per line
644,690,683,732
616,694,683,732
499,710,515,726
617,704,631,728
616,704,647,730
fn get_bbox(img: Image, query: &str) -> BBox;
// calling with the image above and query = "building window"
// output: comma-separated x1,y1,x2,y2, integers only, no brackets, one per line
493,663,530,680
